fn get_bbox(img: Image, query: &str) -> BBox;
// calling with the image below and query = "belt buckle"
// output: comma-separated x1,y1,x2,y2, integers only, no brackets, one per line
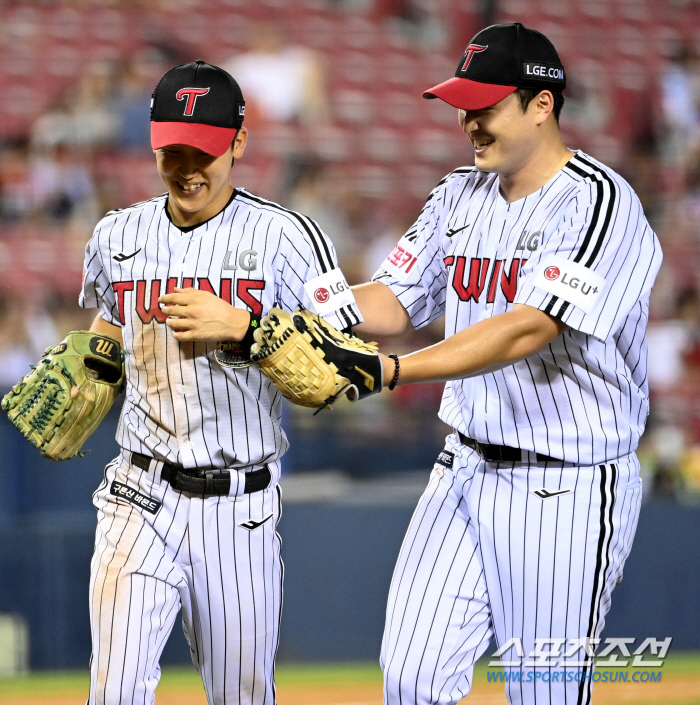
475,440,494,463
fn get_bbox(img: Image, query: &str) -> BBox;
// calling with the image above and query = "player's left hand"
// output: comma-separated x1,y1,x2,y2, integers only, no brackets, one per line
250,308,383,410
159,288,250,342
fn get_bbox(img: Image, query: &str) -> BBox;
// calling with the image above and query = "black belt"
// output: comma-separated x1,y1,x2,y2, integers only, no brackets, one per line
131,452,271,496
457,432,560,464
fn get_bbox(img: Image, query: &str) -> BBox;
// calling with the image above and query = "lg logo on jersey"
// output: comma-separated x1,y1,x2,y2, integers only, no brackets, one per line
314,279,350,304
542,266,600,295
223,249,257,272
303,269,356,316
516,231,541,252
535,256,606,315
314,288,330,303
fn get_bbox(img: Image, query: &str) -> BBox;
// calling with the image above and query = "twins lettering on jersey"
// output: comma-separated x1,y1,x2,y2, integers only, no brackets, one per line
112,277,265,324
446,256,526,304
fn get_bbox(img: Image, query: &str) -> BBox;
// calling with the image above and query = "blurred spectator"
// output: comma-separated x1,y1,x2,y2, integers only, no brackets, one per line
649,424,685,498
31,62,119,151
647,289,699,392
362,210,417,281
113,49,169,152
224,22,330,127
0,141,97,225
0,142,36,222
658,43,700,170
284,158,374,278
380,0,449,49
30,143,97,224
0,294,59,391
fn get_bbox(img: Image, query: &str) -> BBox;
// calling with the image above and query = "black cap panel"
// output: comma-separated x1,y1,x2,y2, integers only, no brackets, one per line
453,23,566,91
150,60,245,129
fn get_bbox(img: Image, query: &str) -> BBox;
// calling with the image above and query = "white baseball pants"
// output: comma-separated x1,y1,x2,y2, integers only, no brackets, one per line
381,433,642,705
87,456,283,705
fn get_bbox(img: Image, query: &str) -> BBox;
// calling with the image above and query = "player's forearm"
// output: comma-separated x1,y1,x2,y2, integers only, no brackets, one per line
351,282,412,337
90,314,124,346
382,305,566,386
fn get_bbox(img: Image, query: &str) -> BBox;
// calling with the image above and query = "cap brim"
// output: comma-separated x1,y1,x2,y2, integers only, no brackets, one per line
423,77,517,110
151,122,238,157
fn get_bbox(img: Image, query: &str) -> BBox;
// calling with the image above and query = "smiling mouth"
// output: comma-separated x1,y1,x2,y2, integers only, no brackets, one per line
178,182,204,193
472,138,494,154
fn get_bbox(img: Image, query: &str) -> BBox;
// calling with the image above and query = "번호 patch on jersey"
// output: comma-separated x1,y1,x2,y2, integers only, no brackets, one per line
303,268,356,316
531,255,605,314
382,236,419,282
214,340,253,369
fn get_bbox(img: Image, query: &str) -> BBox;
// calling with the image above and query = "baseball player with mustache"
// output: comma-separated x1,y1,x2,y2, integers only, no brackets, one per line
351,23,662,705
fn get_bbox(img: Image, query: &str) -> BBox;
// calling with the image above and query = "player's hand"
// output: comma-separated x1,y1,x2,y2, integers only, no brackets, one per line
159,288,250,342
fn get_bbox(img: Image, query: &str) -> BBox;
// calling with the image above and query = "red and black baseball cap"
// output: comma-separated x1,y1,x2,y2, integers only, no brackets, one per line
150,60,245,157
424,23,566,111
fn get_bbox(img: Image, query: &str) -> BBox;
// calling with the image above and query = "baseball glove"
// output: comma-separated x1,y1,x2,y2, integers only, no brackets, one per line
250,308,382,411
1,331,125,461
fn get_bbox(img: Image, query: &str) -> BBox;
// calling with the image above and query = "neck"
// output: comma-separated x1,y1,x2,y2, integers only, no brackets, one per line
498,136,573,203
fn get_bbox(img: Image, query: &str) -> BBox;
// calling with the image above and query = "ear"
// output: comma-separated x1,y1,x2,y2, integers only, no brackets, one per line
232,127,248,160
533,91,555,126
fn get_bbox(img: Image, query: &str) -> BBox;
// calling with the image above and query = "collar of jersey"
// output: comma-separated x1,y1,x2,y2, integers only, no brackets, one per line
165,188,239,233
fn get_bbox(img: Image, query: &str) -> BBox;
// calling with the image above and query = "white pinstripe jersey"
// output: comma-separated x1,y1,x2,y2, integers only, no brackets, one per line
373,151,662,465
80,188,361,478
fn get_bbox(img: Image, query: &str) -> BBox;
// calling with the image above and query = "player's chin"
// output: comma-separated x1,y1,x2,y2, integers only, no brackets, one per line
473,150,499,172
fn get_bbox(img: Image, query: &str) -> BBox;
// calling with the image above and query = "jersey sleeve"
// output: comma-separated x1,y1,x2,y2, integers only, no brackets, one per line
370,179,451,330
79,223,120,326
515,181,662,341
275,212,363,331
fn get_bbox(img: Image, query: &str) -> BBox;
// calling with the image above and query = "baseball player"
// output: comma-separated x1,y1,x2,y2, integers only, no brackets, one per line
350,23,662,705
80,60,361,704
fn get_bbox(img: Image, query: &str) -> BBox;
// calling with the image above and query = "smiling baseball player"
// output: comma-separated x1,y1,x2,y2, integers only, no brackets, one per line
347,23,663,705
80,60,360,705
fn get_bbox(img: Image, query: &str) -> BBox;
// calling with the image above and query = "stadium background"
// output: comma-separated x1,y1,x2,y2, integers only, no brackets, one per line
1,0,700,700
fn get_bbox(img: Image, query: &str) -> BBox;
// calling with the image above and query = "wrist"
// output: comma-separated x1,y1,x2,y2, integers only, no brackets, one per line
239,312,261,347
383,353,400,390
230,311,252,341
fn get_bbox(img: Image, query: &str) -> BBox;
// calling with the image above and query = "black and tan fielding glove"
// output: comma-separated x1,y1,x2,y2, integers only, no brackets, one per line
250,308,382,411
1,331,125,461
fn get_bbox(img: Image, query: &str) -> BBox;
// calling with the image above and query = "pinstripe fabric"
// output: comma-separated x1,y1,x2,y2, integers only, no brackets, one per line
80,189,358,703
88,456,283,705
80,189,361,476
372,152,662,466
374,152,654,705
381,434,642,705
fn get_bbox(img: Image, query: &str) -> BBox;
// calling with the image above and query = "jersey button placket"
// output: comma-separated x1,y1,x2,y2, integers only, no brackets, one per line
169,239,197,466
